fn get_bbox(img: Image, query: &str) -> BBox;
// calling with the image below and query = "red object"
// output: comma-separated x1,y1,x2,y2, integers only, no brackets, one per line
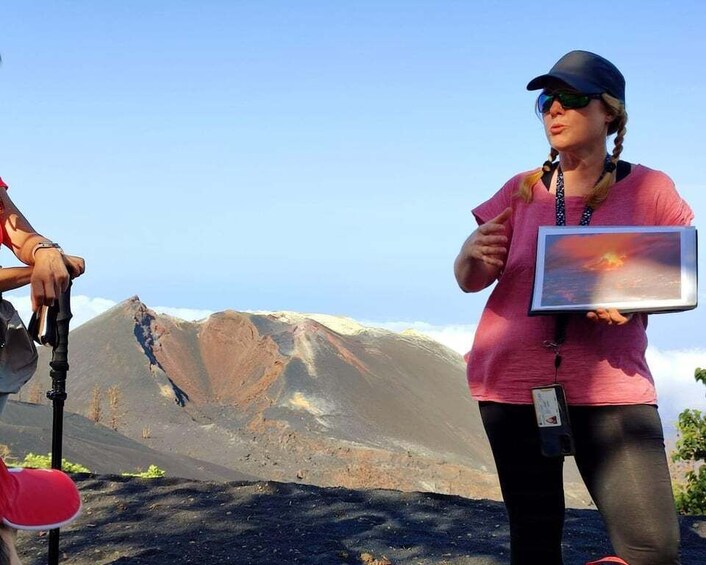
0,458,81,530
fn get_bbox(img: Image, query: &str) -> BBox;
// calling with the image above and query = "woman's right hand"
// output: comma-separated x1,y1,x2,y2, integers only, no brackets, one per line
459,207,512,268
454,207,512,292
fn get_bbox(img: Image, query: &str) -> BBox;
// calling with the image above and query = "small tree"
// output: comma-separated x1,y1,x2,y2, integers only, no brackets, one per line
672,367,706,514
107,385,125,431
88,385,103,423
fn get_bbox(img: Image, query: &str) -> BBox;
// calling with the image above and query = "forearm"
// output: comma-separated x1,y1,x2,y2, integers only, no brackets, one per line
0,190,58,266
0,266,33,292
454,252,501,293
3,221,58,267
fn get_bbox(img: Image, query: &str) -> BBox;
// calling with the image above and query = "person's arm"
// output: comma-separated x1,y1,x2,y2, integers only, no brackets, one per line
454,207,512,292
0,266,32,293
0,189,85,310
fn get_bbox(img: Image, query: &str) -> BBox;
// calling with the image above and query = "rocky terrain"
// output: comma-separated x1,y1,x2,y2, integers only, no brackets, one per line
14,475,706,565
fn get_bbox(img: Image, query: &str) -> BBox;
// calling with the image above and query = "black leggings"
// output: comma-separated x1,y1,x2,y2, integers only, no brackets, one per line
479,402,680,565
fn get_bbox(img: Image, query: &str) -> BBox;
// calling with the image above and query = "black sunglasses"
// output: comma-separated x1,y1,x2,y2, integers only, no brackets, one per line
537,91,603,114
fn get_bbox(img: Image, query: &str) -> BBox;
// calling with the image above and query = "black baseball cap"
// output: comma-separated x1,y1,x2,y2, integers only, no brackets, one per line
527,50,625,103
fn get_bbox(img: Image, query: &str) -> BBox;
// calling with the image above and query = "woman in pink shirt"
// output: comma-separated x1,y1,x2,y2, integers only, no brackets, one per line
454,51,691,565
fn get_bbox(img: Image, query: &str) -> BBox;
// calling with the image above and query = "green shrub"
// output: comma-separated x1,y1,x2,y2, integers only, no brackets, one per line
122,464,166,479
16,453,91,474
672,368,706,515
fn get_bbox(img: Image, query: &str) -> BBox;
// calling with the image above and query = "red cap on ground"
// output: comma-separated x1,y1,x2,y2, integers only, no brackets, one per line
0,459,81,530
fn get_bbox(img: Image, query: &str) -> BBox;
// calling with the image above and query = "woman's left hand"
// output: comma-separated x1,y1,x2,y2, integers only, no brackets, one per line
29,250,85,311
586,308,633,326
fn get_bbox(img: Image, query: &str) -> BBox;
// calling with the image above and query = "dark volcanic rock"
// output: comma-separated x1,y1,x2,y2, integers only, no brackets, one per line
14,476,706,565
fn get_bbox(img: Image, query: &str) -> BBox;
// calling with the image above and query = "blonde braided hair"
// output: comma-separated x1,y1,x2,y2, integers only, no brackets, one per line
517,94,628,207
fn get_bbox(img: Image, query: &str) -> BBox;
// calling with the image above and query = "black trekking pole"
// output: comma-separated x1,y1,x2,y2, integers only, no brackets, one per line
47,283,73,565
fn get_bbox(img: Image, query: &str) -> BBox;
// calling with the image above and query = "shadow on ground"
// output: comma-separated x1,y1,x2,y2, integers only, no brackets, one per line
16,476,706,564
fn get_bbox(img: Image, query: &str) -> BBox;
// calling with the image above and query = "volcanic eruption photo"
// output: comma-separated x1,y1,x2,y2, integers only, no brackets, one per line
540,231,683,307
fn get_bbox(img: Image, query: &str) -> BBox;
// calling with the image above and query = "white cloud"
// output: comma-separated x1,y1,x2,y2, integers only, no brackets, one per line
365,320,477,357
151,306,214,321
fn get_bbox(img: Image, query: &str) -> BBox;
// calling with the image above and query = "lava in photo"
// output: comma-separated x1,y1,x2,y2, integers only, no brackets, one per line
540,232,683,307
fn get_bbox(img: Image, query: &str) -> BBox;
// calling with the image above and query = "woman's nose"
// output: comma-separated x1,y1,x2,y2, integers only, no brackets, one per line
549,99,564,116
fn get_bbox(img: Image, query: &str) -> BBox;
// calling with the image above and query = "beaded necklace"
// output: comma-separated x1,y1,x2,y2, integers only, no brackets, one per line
554,154,611,227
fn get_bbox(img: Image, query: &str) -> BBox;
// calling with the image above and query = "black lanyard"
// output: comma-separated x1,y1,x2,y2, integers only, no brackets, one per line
555,167,594,227
546,164,600,379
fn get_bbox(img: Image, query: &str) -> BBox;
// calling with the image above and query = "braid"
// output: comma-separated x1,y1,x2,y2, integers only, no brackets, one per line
586,95,628,209
518,148,558,203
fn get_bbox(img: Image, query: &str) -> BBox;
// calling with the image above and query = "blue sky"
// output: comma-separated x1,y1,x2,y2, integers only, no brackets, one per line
2,2,706,427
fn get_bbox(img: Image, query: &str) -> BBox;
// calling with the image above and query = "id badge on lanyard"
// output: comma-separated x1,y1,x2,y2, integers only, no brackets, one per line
531,383,575,457
533,314,575,457
530,163,598,458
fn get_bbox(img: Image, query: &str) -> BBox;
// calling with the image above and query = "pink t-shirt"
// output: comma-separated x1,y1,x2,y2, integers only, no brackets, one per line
466,164,694,405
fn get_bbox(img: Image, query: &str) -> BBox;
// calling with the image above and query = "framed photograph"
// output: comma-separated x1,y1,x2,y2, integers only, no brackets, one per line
530,226,698,315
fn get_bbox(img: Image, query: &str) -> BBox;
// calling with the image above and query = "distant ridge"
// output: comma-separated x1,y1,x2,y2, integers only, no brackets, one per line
16,296,591,505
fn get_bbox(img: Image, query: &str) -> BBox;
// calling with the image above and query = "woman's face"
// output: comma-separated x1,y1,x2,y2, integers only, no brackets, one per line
541,93,614,154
